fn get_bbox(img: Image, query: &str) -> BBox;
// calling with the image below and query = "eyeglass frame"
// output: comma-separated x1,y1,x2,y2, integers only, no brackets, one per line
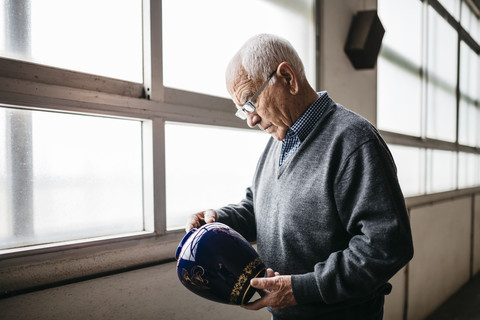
235,68,277,120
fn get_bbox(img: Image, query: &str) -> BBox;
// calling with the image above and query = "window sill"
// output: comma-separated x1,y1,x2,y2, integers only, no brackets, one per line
0,230,185,298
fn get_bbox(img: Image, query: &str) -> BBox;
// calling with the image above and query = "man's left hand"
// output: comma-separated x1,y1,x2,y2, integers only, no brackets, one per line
242,268,298,310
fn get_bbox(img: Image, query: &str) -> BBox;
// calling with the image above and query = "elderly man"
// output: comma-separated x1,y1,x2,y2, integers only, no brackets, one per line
186,34,413,320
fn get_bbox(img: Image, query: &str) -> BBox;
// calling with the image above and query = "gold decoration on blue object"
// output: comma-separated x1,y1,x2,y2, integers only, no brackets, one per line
181,266,210,290
229,257,264,304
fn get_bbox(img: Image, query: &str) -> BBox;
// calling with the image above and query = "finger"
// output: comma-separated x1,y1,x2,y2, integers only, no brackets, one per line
250,277,278,290
204,209,217,224
274,272,280,276
185,215,200,232
266,268,275,278
241,296,269,311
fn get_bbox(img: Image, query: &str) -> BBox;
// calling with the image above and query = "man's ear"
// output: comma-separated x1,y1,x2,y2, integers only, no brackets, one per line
276,62,299,95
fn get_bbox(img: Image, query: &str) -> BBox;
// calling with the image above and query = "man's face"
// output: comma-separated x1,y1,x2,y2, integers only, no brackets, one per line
227,70,293,141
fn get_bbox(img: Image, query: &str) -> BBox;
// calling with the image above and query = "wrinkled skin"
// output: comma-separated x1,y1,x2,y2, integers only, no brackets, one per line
242,268,297,311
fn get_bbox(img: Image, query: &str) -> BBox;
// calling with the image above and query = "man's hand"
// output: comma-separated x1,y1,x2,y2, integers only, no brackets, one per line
243,268,298,310
185,209,218,232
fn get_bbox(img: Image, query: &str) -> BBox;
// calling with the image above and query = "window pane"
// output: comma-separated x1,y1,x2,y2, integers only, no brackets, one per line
378,0,422,65
0,0,143,82
389,145,425,196
162,0,315,98
459,42,479,100
0,107,145,250
426,149,457,193
458,152,479,188
426,7,458,142
377,60,422,136
377,0,422,136
165,122,270,230
459,98,479,147
459,42,479,147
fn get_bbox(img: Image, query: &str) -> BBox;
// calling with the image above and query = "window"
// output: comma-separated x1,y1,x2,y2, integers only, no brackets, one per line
458,152,480,188
377,0,422,137
165,123,270,230
378,0,480,196
389,145,425,197
0,107,150,250
459,42,480,147
426,149,457,193
426,5,458,142
162,0,316,98
0,0,143,82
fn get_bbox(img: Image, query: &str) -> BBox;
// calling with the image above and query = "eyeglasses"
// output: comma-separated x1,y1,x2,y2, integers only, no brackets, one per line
235,69,277,120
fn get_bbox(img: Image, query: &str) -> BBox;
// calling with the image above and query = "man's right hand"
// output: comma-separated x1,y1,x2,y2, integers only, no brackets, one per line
185,209,218,232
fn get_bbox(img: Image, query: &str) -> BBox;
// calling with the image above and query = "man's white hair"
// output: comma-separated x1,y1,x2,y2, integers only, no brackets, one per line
238,34,306,83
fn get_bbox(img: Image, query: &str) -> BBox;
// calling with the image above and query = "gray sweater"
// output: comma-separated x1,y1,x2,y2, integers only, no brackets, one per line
217,97,413,319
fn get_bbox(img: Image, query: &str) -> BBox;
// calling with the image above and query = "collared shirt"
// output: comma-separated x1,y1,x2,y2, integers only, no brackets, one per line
279,91,330,166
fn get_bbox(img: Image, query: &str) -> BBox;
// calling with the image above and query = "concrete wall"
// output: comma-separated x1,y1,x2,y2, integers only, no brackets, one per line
407,198,473,320
474,194,480,275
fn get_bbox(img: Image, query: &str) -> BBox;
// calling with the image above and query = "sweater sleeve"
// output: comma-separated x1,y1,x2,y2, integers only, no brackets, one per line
215,187,257,242
292,139,414,304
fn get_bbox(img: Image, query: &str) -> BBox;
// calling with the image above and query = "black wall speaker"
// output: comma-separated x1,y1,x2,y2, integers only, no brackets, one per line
344,10,385,69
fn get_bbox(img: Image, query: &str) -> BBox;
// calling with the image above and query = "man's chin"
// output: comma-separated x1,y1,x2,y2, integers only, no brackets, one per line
271,132,286,141
264,126,286,141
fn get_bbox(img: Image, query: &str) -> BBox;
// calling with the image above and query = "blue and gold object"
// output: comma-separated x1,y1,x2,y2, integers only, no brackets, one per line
175,222,266,305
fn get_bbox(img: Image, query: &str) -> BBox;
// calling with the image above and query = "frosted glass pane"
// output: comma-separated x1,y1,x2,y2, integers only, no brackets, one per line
426,85,457,142
426,149,457,193
459,42,479,99
377,0,422,136
0,0,143,82
0,107,145,250
428,7,458,86
165,123,270,230
378,0,422,65
377,58,422,136
389,145,425,196
458,152,479,188
426,7,458,142
458,26,479,148
459,99,479,147
162,0,315,98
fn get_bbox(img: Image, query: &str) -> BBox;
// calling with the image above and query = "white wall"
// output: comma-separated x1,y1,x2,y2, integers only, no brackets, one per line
318,0,378,125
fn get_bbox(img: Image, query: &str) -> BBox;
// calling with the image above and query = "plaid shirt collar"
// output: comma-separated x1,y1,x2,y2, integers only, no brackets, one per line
285,91,330,142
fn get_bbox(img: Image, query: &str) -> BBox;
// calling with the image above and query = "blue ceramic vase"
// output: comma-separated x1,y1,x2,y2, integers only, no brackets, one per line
175,222,266,305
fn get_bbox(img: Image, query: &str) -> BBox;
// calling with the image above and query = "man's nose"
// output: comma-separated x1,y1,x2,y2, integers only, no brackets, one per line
246,112,260,128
